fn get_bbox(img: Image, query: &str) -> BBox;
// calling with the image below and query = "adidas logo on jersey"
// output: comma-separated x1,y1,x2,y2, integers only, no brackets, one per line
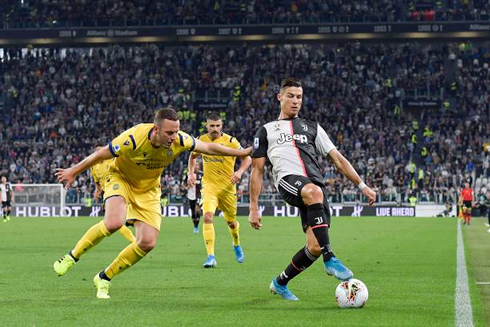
277,133,308,145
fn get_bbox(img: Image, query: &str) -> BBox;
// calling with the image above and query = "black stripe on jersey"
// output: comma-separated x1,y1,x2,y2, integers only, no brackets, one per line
147,127,154,140
190,136,196,152
179,134,184,147
129,134,136,150
290,118,324,185
288,120,308,177
230,136,236,143
108,142,119,157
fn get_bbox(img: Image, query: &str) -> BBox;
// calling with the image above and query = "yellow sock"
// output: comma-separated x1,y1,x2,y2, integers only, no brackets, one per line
72,221,111,259
203,223,215,256
118,225,136,243
105,242,147,279
227,220,240,246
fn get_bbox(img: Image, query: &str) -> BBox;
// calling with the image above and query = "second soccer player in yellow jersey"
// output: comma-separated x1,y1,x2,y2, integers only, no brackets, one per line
90,148,136,243
188,112,251,268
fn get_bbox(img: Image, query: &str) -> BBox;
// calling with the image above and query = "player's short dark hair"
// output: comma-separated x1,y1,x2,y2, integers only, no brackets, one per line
206,111,222,121
281,77,302,90
154,107,179,125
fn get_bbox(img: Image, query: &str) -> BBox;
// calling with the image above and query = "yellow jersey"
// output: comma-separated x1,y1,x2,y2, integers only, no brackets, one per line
198,132,242,191
109,123,196,190
90,158,114,191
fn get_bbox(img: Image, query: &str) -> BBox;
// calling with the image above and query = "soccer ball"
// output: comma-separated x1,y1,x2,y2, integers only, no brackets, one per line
335,279,369,308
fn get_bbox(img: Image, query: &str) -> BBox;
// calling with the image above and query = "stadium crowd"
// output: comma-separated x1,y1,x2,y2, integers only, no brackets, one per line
0,42,489,206
1,0,490,28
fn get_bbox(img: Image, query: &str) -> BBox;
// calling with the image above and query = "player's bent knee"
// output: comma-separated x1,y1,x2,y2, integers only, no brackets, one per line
204,212,214,224
226,219,237,228
104,220,125,233
301,184,324,205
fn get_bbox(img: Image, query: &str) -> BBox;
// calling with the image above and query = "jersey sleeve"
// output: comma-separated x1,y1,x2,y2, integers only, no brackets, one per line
229,136,243,150
315,124,336,157
252,126,268,158
108,127,138,157
177,131,196,152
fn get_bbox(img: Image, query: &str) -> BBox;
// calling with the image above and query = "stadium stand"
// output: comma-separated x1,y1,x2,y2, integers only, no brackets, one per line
1,41,488,205
1,0,490,28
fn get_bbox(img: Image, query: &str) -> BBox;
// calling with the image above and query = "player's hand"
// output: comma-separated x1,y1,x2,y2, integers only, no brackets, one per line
248,209,262,230
240,146,253,157
363,187,376,206
187,173,196,187
55,168,76,190
230,171,243,185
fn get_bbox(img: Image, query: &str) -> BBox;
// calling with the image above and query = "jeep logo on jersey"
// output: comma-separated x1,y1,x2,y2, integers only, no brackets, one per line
277,133,308,145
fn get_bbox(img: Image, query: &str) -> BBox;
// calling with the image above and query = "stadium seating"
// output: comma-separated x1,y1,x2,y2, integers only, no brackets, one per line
0,42,488,204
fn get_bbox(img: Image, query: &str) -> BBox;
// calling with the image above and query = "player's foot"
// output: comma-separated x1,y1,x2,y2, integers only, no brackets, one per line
6,216,10,221
53,254,76,276
93,273,111,299
193,227,199,234
324,257,353,281
485,223,490,227
233,245,244,263
203,255,217,268
270,278,299,301
487,228,490,233
2,219,6,223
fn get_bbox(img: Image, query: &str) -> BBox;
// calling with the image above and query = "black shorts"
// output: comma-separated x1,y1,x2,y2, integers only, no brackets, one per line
2,200,11,208
463,201,472,209
189,199,198,209
277,175,331,232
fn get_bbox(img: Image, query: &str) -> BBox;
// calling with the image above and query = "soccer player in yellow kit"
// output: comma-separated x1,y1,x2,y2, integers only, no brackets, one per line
54,108,251,299
188,112,251,268
90,149,135,243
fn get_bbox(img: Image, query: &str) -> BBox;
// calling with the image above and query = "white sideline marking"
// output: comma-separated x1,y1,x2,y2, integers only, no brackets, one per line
456,221,474,327
475,282,490,285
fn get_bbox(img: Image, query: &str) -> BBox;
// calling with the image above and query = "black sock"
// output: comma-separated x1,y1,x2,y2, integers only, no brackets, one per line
68,251,79,262
307,203,335,262
192,217,200,228
99,270,111,281
276,246,319,286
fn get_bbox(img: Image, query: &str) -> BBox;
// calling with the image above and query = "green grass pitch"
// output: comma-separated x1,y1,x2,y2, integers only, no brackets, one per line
0,215,487,326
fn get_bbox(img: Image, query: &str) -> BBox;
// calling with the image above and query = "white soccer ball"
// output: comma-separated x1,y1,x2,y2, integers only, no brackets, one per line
335,279,369,308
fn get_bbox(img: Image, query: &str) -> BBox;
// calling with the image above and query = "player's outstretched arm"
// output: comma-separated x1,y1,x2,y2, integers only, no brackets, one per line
55,146,113,189
193,139,252,157
248,157,265,230
231,156,252,185
187,153,199,187
328,149,376,205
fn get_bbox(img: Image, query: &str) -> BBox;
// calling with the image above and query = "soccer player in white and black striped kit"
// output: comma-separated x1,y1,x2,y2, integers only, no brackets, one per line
1,175,13,222
248,77,376,301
